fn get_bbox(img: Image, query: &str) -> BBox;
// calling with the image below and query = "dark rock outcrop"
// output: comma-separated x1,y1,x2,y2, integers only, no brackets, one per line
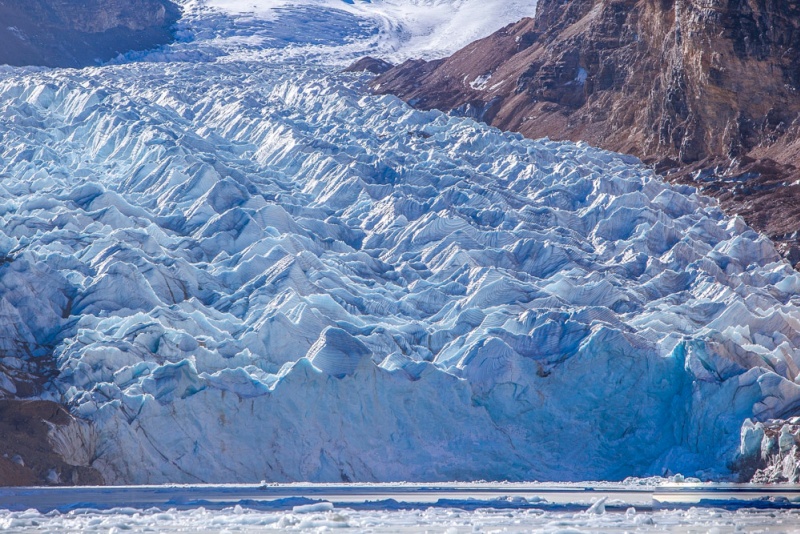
345,56,394,75
0,0,180,68
0,400,102,486
372,0,800,265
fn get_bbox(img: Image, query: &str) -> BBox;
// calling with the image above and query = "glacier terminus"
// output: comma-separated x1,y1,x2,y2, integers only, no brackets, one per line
0,0,798,487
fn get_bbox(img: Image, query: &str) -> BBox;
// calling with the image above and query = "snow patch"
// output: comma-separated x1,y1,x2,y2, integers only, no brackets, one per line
470,73,492,90
576,67,588,84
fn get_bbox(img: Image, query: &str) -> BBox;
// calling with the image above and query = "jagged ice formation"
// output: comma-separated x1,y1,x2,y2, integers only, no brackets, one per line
0,3,799,484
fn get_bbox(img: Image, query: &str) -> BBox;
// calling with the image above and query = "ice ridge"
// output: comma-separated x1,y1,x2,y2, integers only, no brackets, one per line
0,56,799,483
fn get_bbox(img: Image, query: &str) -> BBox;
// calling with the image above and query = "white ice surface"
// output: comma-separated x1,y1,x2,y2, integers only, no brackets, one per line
4,504,800,533
198,0,539,61
3,481,797,532
1,0,800,486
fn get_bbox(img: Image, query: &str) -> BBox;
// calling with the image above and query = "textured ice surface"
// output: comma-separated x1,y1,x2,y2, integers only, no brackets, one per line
3,481,800,532
198,0,540,62
112,0,539,68
4,503,800,533
1,0,800,484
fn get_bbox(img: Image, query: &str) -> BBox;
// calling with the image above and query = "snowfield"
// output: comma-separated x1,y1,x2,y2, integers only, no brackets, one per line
0,0,800,485
199,0,540,61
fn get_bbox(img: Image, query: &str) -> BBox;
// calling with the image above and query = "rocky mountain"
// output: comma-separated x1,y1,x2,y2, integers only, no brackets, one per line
371,0,800,265
0,0,180,68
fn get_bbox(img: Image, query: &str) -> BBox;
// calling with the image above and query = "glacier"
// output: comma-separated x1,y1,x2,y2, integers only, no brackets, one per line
198,0,540,62
0,0,800,484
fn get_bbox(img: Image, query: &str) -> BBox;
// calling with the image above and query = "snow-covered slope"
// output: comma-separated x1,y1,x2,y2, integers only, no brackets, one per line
1,0,800,484
181,0,539,62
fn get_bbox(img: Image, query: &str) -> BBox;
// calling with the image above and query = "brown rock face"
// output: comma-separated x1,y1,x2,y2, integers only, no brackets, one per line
372,0,800,265
0,400,102,486
0,0,181,68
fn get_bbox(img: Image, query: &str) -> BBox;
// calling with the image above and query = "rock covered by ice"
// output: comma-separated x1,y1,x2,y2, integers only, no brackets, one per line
2,34,800,482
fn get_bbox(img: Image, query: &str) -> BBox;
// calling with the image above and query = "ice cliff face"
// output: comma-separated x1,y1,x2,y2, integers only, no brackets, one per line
1,57,800,483
0,1,799,484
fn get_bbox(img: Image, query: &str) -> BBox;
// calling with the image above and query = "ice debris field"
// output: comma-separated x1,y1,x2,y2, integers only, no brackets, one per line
0,0,800,486
6,482,800,533
7,501,800,533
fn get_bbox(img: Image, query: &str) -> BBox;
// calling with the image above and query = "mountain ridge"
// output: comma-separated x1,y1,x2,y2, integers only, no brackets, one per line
0,0,180,68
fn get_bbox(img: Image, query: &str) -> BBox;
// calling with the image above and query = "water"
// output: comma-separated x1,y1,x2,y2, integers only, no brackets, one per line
1,483,800,532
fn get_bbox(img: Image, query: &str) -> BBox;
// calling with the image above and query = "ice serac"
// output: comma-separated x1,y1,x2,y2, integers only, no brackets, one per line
0,0,180,67
0,4,800,484
371,0,800,266
308,328,371,377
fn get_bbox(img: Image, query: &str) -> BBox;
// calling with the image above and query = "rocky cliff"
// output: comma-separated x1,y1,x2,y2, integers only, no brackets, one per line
0,0,180,68
372,0,800,265
0,400,101,486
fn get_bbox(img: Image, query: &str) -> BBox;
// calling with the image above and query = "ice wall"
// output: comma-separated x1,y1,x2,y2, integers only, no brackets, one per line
0,53,799,483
